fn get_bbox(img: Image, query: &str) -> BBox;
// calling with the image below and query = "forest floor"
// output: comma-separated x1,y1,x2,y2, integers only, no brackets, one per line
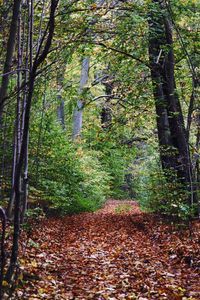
11,200,200,300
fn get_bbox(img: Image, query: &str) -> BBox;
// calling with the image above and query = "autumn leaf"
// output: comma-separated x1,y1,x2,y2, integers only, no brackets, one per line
12,200,200,299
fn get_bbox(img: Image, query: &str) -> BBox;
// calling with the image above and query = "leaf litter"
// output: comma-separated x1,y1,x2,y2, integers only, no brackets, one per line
11,200,200,299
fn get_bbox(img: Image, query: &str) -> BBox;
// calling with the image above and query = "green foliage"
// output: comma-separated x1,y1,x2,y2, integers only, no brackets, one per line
135,152,196,220
29,111,110,214
82,128,137,199
101,147,130,199
24,207,44,219
78,149,111,208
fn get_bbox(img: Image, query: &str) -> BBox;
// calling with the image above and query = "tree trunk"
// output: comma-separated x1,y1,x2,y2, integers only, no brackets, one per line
57,69,65,130
7,10,23,219
20,0,34,223
148,3,175,171
101,71,113,129
72,57,90,141
0,0,21,121
6,0,59,282
149,0,194,202
162,17,192,189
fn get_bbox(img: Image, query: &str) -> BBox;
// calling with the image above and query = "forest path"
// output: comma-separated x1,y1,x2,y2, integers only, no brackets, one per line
16,200,199,300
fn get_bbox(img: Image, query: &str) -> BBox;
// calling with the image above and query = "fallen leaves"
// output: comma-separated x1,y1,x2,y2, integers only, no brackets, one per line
9,200,200,299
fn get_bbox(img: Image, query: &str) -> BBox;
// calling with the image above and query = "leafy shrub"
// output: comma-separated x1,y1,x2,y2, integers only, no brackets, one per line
136,162,195,220
29,118,110,214
131,142,198,220
77,149,111,210
101,148,129,199
92,137,136,199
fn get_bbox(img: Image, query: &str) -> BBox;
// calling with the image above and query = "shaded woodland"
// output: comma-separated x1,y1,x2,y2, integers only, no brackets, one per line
0,0,199,299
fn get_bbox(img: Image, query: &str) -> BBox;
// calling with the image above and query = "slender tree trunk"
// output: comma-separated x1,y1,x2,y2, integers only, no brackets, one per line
101,71,113,129
72,0,105,140
7,10,23,219
8,124,18,219
5,73,34,282
57,99,65,129
0,110,9,201
193,113,200,216
6,0,59,282
0,0,21,122
0,0,21,214
72,57,90,141
20,0,34,223
57,69,66,130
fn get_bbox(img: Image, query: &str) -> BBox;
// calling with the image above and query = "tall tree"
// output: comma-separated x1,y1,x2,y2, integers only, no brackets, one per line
148,0,194,202
72,57,90,141
0,0,21,122
57,66,66,130
5,0,59,283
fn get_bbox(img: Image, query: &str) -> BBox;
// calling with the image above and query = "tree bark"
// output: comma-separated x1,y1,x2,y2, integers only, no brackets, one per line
72,57,90,141
101,70,113,129
6,0,59,282
148,3,175,171
0,0,21,121
57,68,66,130
148,0,194,202
162,18,192,188
7,9,23,219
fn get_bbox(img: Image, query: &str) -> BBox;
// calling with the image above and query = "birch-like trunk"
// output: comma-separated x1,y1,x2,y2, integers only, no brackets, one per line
57,99,65,129
57,69,66,130
72,57,90,141
20,0,34,223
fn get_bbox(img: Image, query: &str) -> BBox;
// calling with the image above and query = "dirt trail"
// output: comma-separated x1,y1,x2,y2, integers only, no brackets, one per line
14,200,200,299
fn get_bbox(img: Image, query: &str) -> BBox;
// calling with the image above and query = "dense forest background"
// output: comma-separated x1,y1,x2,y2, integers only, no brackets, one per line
0,0,199,296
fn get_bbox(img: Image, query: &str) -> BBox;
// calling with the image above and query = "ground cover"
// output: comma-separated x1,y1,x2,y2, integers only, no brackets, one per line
9,200,200,300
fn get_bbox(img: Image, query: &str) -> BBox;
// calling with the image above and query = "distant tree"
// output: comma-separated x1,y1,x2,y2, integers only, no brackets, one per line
72,57,90,141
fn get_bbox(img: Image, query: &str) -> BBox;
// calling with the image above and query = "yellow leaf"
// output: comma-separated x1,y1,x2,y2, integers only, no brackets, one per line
90,3,97,9
31,260,38,268
2,280,9,287
38,288,45,294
